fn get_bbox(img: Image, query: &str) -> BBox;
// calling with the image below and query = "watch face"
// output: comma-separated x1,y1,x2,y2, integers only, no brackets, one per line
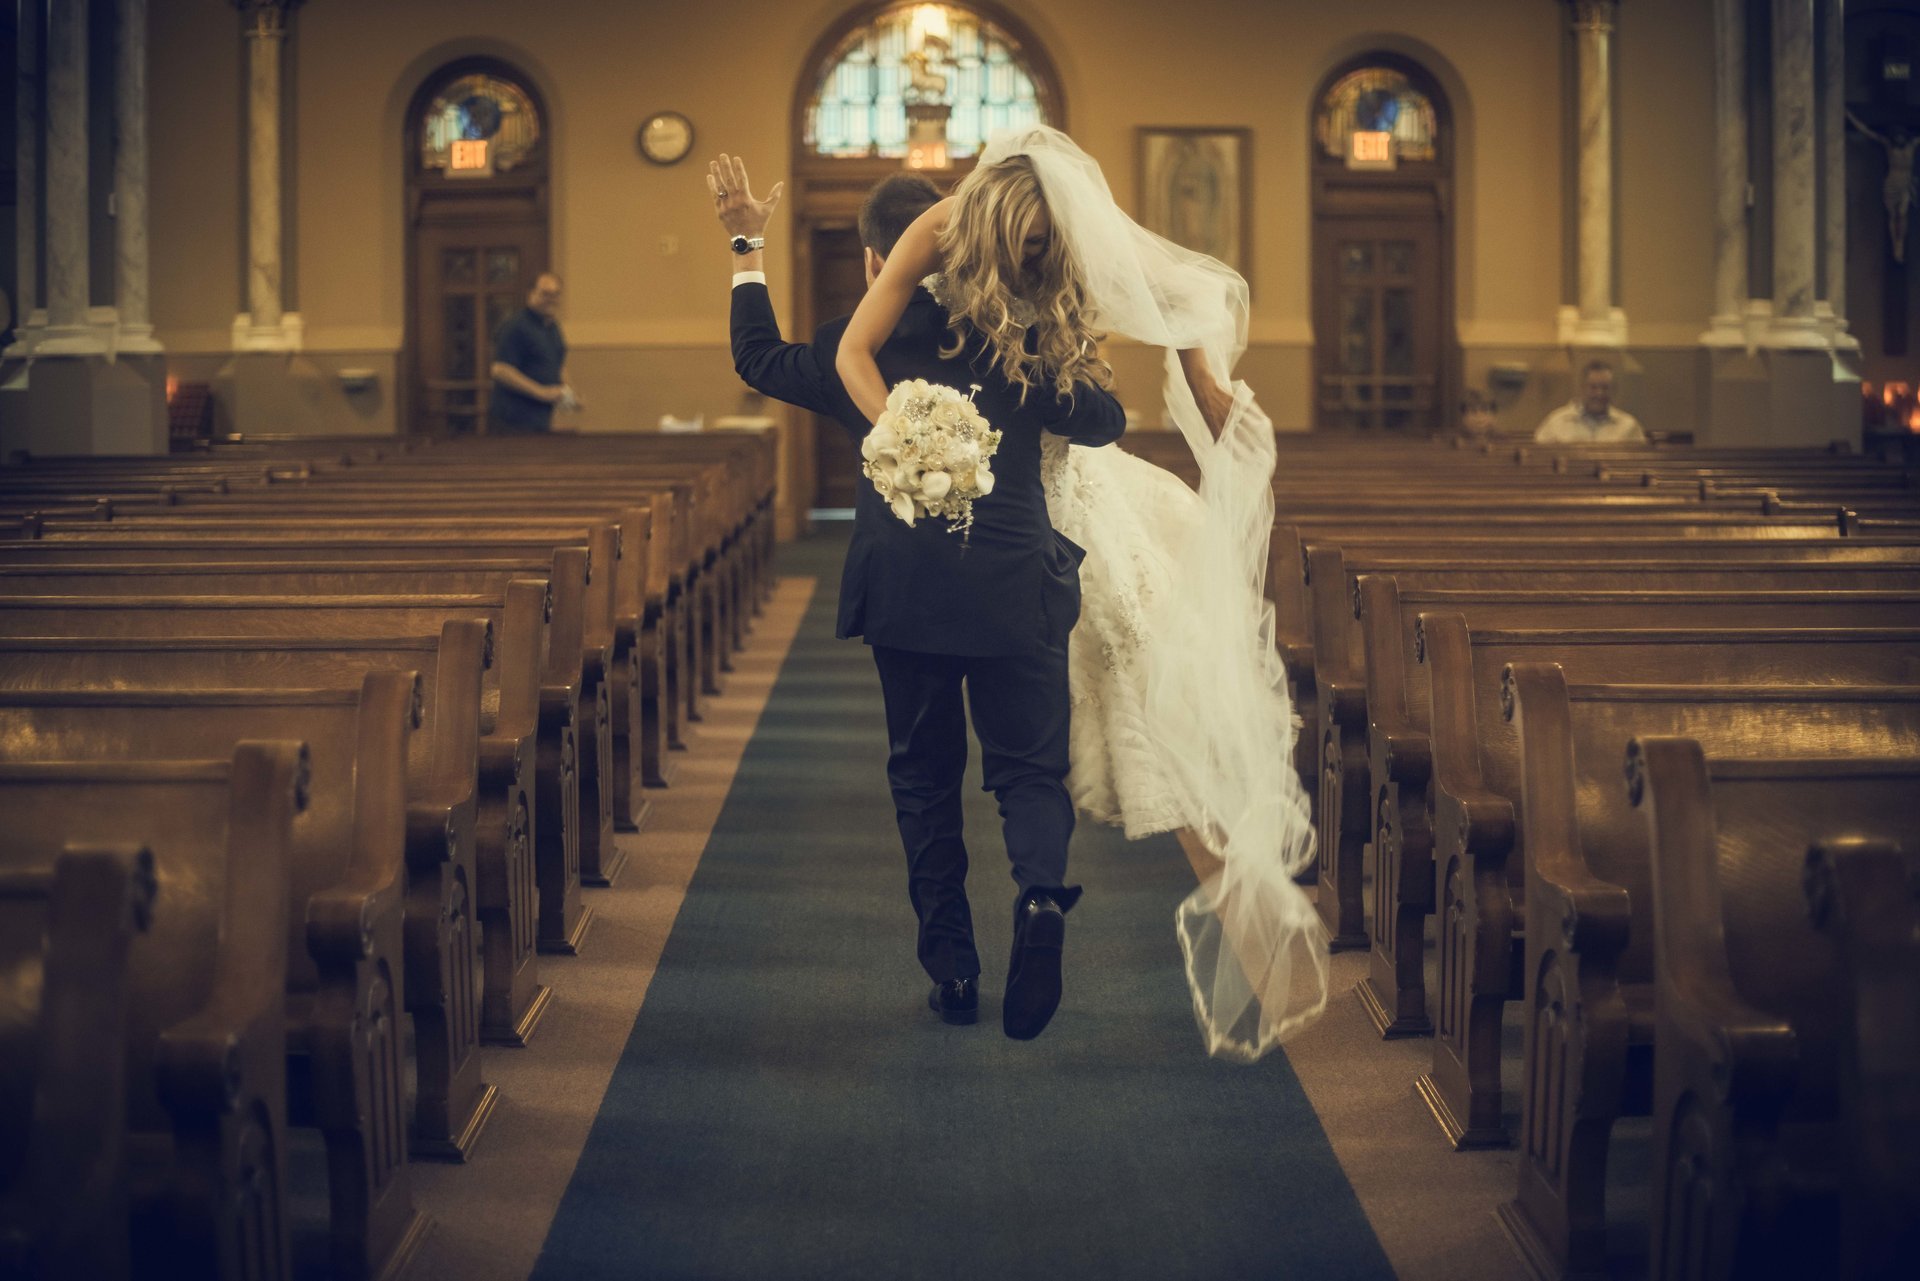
639,112,693,165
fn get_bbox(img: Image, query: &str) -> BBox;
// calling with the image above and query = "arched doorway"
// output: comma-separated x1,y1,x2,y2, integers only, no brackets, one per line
790,2,1065,508
403,59,550,436
1309,55,1456,434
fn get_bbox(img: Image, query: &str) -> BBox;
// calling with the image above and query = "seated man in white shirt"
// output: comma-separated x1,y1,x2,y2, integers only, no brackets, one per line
1533,360,1647,444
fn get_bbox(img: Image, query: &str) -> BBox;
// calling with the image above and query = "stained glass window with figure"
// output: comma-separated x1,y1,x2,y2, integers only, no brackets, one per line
418,72,542,175
805,4,1049,161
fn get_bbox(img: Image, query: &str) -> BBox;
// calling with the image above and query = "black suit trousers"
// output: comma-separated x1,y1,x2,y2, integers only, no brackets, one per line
870,641,1078,984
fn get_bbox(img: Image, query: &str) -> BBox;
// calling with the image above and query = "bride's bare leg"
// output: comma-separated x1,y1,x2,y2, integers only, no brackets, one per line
1175,827,1225,882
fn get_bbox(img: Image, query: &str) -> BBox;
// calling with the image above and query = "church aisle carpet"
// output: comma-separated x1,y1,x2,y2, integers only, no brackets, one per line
530,529,1396,1281
408,572,818,1281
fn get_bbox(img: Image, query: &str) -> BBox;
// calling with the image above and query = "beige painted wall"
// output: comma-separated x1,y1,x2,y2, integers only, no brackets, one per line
145,0,1722,447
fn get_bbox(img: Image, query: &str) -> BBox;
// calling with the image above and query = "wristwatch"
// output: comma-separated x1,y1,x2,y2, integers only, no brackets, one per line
729,235,766,256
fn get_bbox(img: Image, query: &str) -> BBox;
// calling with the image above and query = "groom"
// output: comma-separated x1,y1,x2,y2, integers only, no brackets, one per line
714,154,1126,1040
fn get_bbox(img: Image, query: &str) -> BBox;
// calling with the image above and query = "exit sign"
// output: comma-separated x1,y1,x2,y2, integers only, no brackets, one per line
1348,130,1395,171
450,139,492,176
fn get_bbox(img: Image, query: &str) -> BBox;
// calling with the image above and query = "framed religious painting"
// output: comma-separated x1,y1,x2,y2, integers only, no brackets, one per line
1136,126,1252,283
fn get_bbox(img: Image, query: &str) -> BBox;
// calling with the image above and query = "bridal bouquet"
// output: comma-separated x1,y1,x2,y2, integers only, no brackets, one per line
861,379,1002,539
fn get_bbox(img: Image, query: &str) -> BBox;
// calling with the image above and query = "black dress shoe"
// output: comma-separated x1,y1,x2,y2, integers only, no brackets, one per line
928,977,979,1025
1004,894,1067,1041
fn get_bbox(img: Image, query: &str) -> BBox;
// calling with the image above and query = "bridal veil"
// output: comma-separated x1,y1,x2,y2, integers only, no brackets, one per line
980,125,1329,1060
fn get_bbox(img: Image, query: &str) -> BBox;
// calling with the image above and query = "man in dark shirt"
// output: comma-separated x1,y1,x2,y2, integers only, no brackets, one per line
487,272,575,433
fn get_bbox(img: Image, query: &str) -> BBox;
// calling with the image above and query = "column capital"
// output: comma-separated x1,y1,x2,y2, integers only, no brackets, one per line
234,0,304,39
1567,0,1619,33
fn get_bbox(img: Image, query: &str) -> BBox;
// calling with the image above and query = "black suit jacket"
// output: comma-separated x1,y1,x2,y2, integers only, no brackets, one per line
731,281,1125,656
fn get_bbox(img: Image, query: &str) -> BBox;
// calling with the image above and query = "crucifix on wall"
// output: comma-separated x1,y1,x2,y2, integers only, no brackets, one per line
1849,108,1918,357
1848,110,1917,265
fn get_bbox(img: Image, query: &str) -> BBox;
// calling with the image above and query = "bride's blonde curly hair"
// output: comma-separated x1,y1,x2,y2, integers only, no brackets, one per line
937,155,1113,403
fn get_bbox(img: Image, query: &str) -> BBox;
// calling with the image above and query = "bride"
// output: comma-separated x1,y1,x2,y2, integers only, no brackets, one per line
836,125,1327,1061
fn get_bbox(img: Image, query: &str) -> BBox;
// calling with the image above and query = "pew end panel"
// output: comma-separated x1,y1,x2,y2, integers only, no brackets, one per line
1804,833,1920,1280
1629,739,1837,1281
1499,662,1636,1281
1415,612,1521,1150
1502,676,1920,1281
0,744,309,1281
1307,546,1370,952
0,844,155,1281
476,579,549,1046
534,551,591,957
400,620,497,1163
295,670,431,1281
1356,574,1436,1038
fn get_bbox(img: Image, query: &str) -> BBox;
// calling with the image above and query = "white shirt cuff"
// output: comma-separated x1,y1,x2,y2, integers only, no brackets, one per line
732,271,767,288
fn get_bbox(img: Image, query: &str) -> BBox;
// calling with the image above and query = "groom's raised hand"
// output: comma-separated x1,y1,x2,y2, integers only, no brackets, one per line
707,154,784,239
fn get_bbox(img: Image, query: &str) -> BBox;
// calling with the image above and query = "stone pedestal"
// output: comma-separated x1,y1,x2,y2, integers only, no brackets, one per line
0,355,167,457
212,351,333,435
1699,346,1856,447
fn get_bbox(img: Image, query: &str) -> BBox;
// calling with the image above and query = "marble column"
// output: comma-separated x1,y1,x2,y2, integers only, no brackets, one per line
232,1,303,351
9,0,47,355
40,0,103,355
1769,0,1825,348
1703,0,1751,345
1816,0,1853,348
1565,0,1627,347
115,0,160,353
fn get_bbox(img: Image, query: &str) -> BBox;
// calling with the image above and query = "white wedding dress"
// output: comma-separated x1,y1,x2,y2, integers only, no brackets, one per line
976,127,1329,1061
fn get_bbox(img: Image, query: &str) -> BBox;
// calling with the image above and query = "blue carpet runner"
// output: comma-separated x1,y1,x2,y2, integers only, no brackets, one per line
532,529,1395,1280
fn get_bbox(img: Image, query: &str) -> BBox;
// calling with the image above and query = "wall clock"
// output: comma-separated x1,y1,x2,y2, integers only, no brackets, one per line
638,111,694,165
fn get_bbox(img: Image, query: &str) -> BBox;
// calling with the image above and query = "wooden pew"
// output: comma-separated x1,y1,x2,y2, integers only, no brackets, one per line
1401,615,1920,1149
1633,743,1920,1281
1268,514,1864,788
0,570,594,958
0,744,306,1281
1314,573,1920,953
1498,669,1920,1281
1327,558,1920,955
0,624,545,1058
0,620,501,1160
0,527,683,807
1277,535,1920,778
21,515,662,848
0,674,427,1281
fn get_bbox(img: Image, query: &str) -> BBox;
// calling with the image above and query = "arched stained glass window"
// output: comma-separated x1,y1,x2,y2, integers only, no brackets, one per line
1315,66,1438,164
805,4,1049,161
418,71,542,175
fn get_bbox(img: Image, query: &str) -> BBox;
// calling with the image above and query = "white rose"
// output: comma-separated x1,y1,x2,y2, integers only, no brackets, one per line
921,470,953,501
